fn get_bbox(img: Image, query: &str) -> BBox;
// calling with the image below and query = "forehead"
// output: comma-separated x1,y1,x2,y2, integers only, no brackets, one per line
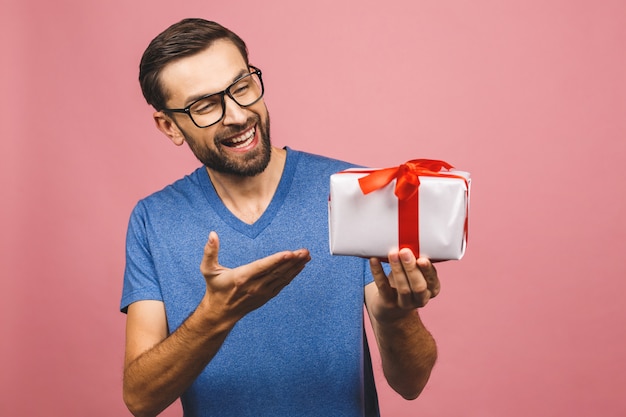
160,39,248,106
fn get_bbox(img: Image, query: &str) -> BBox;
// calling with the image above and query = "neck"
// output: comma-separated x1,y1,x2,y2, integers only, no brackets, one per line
206,146,286,224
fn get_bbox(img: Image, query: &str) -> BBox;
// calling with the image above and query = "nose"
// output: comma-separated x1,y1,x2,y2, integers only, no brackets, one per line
221,95,248,126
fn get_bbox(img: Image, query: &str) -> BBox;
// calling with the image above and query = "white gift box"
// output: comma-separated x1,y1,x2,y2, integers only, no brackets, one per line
328,161,471,261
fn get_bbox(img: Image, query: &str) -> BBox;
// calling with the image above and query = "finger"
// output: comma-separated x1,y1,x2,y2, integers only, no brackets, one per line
269,251,311,285
417,257,440,298
388,250,416,308
268,257,310,295
400,249,428,291
246,250,311,300
397,249,441,308
368,257,396,300
242,249,311,283
200,231,221,277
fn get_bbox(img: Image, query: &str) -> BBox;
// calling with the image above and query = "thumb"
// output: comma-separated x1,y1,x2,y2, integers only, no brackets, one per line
200,231,221,276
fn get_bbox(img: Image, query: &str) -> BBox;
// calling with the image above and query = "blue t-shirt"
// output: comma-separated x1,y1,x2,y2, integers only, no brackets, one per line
121,148,379,417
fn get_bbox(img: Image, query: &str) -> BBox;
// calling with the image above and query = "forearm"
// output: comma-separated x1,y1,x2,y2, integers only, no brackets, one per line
371,309,437,400
123,303,235,417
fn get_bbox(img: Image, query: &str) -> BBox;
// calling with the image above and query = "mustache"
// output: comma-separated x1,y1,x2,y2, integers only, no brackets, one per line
214,116,260,143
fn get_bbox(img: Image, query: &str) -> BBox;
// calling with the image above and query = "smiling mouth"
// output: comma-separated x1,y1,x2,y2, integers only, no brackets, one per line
222,126,256,149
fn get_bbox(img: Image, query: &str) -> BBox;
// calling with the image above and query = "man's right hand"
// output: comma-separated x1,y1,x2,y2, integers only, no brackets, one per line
199,230,311,324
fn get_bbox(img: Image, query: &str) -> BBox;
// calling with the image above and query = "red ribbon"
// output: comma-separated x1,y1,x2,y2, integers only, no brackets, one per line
357,159,468,257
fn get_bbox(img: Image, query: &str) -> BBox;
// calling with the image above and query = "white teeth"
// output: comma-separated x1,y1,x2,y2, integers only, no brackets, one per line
228,127,255,148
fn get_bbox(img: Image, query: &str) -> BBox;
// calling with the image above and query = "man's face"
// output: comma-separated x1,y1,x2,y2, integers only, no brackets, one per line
158,39,271,176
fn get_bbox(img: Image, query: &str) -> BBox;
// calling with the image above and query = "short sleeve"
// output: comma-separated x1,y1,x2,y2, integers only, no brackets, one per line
120,201,164,313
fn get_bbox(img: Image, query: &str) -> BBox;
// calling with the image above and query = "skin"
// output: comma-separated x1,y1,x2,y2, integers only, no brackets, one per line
123,39,439,417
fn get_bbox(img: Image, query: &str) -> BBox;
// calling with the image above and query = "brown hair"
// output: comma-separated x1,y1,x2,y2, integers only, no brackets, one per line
139,18,249,110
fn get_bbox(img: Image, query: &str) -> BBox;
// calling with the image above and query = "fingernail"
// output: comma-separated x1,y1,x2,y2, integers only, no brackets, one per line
417,257,429,268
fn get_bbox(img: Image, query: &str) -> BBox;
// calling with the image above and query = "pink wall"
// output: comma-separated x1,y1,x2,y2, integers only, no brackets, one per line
2,1,625,416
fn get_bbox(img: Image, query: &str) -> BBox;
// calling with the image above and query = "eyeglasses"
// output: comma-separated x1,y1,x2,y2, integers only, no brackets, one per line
162,66,264,128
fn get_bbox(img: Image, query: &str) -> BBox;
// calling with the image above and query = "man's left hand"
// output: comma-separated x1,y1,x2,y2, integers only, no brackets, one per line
368,248,440,322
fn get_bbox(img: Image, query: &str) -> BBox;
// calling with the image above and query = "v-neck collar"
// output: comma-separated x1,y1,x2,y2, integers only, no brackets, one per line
198,147,300,239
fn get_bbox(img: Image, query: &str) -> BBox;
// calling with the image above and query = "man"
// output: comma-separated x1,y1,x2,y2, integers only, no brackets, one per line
121,18,440,417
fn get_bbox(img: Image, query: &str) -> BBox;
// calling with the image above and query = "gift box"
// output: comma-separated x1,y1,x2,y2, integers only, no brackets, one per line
328,159,470,261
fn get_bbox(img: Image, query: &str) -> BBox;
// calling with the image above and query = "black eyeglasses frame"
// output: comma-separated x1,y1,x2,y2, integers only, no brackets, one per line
162,66,264,128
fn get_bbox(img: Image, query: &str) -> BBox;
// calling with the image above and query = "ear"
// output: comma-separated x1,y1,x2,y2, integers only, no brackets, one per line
153,111,185,146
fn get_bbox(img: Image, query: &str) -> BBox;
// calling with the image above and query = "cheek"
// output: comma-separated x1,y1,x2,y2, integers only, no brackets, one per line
183,127,218,148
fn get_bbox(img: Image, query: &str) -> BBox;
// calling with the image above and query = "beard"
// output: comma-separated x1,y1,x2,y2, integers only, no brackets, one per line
182,112,272,177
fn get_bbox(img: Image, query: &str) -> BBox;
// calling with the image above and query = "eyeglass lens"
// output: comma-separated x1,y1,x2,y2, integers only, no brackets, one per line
188,72,263,127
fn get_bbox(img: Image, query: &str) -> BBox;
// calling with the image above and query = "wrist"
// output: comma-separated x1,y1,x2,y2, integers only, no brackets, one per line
194,295,239,335
374,305,420,326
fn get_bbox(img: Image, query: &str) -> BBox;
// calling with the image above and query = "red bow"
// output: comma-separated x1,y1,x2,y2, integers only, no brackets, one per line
358,159,458,199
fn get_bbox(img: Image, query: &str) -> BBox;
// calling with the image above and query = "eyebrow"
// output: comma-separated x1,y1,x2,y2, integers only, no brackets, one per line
183,68,249,107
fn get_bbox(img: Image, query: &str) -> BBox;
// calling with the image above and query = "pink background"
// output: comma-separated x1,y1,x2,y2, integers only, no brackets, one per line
2,1,625,416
